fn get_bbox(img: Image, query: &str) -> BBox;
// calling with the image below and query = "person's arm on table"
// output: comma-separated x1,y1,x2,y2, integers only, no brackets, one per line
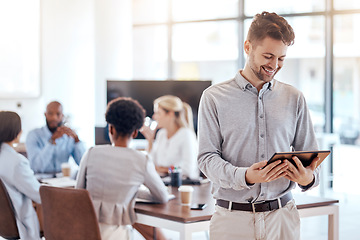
140,156,168,203
155,166,169,176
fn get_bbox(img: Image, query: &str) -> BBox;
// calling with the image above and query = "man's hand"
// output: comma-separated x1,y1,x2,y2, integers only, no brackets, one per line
50,126,80,144
60,126,80,142
283,156,319,186
245,160,288,185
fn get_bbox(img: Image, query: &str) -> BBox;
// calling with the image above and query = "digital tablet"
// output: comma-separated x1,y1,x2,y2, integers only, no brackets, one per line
266,150,331,168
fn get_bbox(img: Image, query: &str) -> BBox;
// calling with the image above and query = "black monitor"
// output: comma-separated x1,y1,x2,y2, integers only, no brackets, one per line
102,80,212,140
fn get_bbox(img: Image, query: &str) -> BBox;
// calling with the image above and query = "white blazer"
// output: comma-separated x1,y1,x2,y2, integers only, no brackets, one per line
0,143,41,240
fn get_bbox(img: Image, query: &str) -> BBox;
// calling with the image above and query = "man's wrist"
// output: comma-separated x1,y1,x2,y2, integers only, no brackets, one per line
244,169,255,186
299,175,315,188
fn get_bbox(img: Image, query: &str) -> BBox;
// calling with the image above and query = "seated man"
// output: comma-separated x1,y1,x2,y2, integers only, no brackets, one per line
26,101,85,175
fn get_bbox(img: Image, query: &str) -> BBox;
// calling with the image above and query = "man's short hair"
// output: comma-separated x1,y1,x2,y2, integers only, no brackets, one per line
247,11,295,46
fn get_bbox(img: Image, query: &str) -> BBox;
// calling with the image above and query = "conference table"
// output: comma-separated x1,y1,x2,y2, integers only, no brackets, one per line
135,182,339,240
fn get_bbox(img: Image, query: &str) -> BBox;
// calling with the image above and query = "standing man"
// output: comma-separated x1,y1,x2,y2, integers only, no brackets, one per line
26,101,85,175
198,12,320,240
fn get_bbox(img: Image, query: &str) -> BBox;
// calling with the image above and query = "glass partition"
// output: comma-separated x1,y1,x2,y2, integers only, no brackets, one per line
172,20,238,83
133,0,168,24
172,0,238,21
133,25,168,79
245,0,325,16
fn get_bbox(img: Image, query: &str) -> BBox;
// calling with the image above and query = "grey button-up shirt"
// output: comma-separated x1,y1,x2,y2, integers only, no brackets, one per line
198,71,319,203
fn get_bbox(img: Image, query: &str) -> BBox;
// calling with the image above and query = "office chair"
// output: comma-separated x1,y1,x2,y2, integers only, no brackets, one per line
0,178,20,240
39,186,101,240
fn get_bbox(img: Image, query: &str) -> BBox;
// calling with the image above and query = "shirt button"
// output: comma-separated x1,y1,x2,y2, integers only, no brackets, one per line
260,193,264,196
260,134,264,138
261,154,265,158
259,115,264,118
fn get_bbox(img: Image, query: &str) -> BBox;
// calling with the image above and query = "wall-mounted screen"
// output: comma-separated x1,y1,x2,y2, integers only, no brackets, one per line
97,80,211,142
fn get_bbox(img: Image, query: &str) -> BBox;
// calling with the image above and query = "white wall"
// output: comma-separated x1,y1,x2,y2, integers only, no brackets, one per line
94,0,133,126
0,0,133,147
41,0,95,147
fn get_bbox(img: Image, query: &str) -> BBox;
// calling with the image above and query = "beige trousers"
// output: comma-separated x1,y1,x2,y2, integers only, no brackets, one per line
99,222,131,240
210,200,300,240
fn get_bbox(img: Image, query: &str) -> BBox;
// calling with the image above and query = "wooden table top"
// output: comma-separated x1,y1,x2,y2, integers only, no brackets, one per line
135,183,215,223
135,182,339,223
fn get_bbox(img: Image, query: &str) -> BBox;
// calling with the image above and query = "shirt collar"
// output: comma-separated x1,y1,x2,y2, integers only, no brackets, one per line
1,142,16,153
235,70,274,91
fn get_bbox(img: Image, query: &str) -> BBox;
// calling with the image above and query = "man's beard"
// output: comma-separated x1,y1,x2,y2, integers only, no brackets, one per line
249,53,279,82
46,120,62,133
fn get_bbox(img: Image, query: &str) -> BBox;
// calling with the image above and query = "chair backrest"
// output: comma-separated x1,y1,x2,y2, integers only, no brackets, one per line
39,186,101,240
0,178,20,240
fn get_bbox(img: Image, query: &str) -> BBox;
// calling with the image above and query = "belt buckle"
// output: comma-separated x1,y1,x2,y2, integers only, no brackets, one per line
251,200,265,213
277,198,282,209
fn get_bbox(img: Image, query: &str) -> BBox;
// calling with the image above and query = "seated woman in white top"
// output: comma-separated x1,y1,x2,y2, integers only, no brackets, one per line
141,95,199,179
0,111,42,240
76,97,168,240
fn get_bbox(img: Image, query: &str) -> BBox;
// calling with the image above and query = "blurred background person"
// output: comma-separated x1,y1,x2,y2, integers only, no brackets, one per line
76,97,169,240
0,111,42,240
141,95,199,179
26,101,85,176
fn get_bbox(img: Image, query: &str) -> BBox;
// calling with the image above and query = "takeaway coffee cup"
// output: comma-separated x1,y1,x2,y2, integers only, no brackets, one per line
178,186,194,205
61,163,71,177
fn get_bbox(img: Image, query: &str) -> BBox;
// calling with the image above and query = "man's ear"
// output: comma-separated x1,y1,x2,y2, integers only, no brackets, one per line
132,129,139,139
244,40,251,55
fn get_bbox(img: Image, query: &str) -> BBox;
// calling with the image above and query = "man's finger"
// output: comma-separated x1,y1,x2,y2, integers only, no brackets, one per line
309,157,320,171
251,160,268,169
292,156,304,169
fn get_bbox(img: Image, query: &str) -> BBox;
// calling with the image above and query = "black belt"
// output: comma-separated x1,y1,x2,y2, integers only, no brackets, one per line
216,193,292,212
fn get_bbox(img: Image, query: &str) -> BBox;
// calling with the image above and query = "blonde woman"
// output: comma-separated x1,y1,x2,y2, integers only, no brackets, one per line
141,95,199,179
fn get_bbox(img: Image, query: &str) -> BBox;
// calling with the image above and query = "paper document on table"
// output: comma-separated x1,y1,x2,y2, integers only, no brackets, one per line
136,184,175,203
136,194,175,203
41,177,76,188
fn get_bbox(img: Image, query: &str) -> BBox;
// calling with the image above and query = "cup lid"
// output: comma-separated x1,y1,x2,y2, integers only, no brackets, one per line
178,186,194,192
